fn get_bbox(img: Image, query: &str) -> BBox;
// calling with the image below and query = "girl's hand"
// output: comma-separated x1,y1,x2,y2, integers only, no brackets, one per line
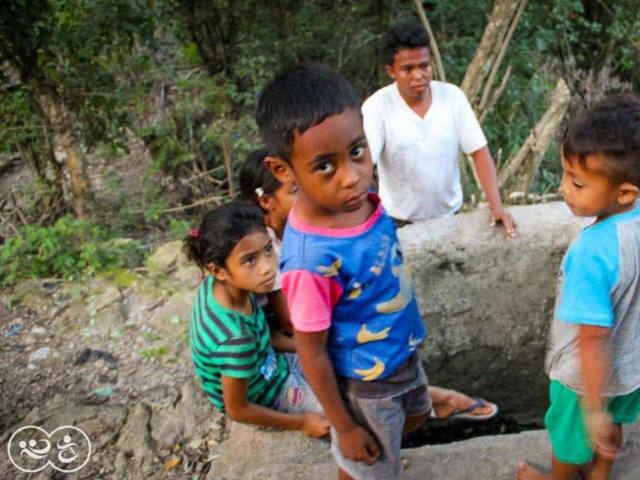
300,412,330,438
586,410,618,461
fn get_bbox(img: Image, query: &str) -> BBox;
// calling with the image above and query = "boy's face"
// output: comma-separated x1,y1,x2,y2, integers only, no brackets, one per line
385,47,433,103
267,108,373,219
560,154,636,221
211,230,277,294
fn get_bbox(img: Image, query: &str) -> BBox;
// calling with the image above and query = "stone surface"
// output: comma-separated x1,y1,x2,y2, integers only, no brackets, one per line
399,202,587,421
2,203,639,480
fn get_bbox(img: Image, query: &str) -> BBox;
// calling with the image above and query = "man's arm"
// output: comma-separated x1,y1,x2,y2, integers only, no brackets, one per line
295,330,381,464
578,324,617,460
221,375,329,438
470,146,517,239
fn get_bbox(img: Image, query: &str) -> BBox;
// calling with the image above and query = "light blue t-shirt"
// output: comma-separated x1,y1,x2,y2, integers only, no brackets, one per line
546,202,640,396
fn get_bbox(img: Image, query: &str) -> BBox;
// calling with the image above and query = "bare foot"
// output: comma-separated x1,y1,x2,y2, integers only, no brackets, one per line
515,462,550,480
401,457,410,471
429,387,496,419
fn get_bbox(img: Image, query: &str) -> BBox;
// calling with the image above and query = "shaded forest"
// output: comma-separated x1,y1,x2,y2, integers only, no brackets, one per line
1,0,639,285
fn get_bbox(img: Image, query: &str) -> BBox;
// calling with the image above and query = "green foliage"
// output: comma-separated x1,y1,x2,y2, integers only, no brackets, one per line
0,216,145,286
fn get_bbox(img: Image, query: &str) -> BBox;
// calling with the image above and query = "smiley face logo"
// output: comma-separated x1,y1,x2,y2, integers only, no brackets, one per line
7,425,91,473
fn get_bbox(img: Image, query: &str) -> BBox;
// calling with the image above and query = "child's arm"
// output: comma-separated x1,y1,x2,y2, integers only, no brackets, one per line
578,324,617,460
267,290,293,336
269,328,296,353
295,330,381,465
221,374,329,437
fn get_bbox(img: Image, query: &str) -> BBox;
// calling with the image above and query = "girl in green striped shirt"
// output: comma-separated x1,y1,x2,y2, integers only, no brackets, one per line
184,202,329,437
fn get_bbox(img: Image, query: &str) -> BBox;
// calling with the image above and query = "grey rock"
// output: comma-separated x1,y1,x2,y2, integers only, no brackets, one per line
28,346,51,363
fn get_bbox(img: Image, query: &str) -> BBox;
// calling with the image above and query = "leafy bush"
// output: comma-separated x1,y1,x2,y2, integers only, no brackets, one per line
0,216,146,286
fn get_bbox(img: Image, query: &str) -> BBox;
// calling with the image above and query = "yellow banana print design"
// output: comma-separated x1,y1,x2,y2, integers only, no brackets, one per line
375,243,414,314
354,357,386,381
316,258,342,278
408,334,423,352
356,324,391,344
347,282,362,299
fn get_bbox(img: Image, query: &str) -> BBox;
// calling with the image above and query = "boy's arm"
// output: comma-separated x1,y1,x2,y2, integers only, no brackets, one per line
295,330,381,465
470,146,516,239
578,324,618,460
221,374,329,438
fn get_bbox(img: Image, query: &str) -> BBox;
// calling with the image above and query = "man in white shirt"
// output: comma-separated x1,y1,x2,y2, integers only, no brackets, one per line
363,21,516,238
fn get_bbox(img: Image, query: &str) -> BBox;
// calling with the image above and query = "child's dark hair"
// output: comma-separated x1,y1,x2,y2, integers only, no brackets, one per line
239,148,282,211
183,202,266,270
382,21,431,66
563,93,640,187
256,65,360,163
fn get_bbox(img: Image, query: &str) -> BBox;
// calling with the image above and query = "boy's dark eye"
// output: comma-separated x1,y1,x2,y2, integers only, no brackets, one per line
265,242,274,255
352,146,366,159
244,255,256,265
316,162,335,174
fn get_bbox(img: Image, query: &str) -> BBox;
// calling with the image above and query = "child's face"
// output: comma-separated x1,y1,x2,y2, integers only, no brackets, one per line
270,108,373,218
267,183,297,231
214,230,278,294
560,154,628,221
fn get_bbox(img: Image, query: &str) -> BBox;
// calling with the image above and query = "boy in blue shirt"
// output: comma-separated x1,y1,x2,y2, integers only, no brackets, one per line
517,94,640,479
256,66,431,479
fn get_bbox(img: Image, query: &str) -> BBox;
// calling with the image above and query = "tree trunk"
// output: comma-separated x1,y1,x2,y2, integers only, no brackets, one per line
498,78,571,194
34,85,96,220
460,0,522,106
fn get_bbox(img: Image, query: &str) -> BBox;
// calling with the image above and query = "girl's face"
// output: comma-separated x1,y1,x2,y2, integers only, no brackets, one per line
267,183,298,233
214,230,278,294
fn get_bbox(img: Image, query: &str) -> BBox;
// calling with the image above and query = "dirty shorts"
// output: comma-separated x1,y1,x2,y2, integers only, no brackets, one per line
331,353,431,480
270,353,323,414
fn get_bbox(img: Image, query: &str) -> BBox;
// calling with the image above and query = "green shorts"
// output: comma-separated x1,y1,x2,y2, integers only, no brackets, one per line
545,380,640,465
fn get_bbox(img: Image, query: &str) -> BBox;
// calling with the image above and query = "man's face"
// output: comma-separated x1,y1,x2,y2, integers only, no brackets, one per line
385,47,433,103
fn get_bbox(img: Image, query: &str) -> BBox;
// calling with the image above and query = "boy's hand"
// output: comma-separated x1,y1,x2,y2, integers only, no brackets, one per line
585,409,618,461
300,412,330,438
489,207,517,240
337,424,381,465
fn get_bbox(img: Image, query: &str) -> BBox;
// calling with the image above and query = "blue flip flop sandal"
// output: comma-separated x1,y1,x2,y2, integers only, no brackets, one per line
448,397,499,421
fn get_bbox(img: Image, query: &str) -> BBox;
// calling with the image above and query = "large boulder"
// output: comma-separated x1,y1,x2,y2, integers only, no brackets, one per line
399,202,587,421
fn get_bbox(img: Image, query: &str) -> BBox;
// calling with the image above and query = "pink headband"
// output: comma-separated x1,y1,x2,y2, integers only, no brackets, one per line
190,227,200,238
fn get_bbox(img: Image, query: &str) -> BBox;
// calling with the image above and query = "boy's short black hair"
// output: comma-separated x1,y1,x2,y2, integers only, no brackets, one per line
563,93,640,187
239,148,282,211
183,202,266,270
382,21,431,66
256,65,360,163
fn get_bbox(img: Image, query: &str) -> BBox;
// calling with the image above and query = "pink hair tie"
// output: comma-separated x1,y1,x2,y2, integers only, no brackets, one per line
190,227,200,238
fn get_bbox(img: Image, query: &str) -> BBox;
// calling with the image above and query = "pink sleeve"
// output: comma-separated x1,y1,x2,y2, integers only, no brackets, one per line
281,270,343,332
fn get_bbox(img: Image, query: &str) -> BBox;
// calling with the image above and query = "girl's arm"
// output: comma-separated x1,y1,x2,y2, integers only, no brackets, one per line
295,330,381,465
221,374,329,438
267,290,293,336
270,328,296,353
578,324,617,460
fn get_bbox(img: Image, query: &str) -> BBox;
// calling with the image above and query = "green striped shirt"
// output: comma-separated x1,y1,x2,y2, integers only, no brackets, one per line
190,275,289,412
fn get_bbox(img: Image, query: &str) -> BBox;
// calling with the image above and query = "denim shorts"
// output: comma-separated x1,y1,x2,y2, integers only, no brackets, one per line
270,354,323,414
331,354,431,479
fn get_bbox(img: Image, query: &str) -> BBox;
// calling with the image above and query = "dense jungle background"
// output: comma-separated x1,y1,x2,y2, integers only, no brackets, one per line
1,0,639,286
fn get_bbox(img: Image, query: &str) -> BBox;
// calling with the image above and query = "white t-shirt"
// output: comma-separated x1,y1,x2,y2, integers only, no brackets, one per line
362,81,487,221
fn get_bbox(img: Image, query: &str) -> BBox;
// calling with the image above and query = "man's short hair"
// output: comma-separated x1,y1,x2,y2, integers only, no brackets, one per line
382,21,431,66
256,65,360,163
563,93,640,187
